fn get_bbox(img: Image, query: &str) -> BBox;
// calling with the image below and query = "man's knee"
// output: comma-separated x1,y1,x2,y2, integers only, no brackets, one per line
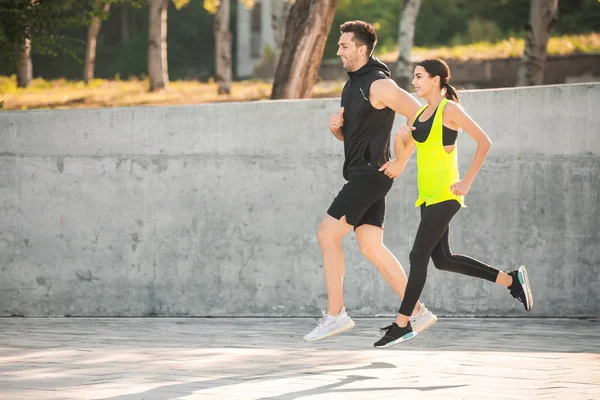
317,220,344,247
358,240,382,262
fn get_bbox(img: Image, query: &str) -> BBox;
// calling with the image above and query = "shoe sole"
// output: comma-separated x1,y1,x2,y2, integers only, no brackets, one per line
412,314,438,333
303,319,355,342
374,331,418,349
518,265,533,311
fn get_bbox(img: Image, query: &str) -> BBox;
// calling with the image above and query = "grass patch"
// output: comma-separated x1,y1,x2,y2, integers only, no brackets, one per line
1,33,597,110
0,77,346,110
380,32,600,61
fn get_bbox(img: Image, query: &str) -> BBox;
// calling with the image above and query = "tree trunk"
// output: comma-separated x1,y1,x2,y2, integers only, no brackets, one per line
214,0,231,95
148,0,169,91
394,0,421,90
271,0,338,99
15,34,32,88
516,0,559,86
84,1,111,84
271,0,292,71
120,3,130,44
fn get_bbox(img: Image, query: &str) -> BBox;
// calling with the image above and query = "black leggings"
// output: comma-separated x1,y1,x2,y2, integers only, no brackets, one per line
399,200,501,317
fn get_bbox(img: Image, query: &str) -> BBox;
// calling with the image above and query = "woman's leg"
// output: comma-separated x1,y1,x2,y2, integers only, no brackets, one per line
430,227,500,282
398,200,461,318
431,226,532,308
374,200,460,348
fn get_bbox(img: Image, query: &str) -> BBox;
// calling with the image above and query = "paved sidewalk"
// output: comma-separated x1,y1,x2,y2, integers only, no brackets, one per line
0,317,599,400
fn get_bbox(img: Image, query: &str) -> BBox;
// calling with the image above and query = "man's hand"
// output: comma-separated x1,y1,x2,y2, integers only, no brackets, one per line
379,159,406,179
329,107,344,133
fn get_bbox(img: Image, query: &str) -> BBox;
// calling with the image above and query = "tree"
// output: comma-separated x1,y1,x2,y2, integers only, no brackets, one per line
516,0,560,86
120,2,130,44
7,0,35,88
84,0,146,84
394,0,421,90
148,0,169,90
15,26,32,87
271,0,339,100
147,0,189,91
271,0,292,69
0,0,141,83
205,0,253,95
84,0,111,84
213,0,231,94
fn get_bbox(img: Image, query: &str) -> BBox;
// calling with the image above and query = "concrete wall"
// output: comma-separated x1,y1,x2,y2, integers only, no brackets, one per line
320,54,600,88
1,83,599,318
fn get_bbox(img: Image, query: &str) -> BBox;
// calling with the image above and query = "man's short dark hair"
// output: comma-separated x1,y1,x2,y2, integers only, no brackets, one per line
340,20,377,55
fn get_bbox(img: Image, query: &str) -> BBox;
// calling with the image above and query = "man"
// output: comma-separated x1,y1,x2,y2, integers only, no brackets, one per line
303,20,438,342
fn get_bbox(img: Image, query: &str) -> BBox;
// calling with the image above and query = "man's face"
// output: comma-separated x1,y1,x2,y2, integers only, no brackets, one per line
337,32,364,71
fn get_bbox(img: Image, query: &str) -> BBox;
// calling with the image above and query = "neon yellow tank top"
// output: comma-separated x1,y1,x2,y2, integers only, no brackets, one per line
412,98,465,208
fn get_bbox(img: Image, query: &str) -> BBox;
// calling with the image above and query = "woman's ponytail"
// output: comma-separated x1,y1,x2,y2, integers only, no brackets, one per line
444,83,459,103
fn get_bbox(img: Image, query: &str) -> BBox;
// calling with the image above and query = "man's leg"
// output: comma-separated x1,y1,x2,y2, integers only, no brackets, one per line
303,213,355,342
317,214,354,316
354,196,437,334
355,224,422,316
305,171,393,342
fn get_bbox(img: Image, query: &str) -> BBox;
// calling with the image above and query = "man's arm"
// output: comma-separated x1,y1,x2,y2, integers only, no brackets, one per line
379,127,415,179
329,106,345,142
370,79,420,179
369,78,421,121
330,127,344,141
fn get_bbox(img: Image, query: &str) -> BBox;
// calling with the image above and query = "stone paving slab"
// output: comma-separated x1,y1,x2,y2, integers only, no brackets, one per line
0,317,599,399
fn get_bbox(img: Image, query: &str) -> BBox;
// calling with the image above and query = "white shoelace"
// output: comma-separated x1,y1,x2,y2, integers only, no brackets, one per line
314,310,328,329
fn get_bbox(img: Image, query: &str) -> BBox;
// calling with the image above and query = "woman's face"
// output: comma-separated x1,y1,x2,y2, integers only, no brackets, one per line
412,66,438,97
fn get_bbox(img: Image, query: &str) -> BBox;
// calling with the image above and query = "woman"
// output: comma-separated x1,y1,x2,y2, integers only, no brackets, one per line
375,58,533,348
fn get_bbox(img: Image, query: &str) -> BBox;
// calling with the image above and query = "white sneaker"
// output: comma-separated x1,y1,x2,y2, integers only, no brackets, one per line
303,307,355,342
410,303,438,333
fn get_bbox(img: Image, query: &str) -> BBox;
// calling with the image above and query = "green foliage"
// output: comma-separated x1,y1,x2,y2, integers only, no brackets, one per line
324,0,402,57
0,0,89,73
167,0,216,79
449,18,502,46
100,28,149,79
172,0,191,10
204,0,254,15
323,0,600,59
555,0,600,34
2,0,599,80
0,0,149,74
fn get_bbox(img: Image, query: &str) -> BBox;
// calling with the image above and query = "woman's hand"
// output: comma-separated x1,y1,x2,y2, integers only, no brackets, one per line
450,179,472,196
396,124,416,140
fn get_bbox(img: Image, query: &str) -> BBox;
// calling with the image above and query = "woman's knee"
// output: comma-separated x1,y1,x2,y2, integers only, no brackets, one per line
431,251,449,271
432,245,462,272
409,247,429,268
408,248,429,284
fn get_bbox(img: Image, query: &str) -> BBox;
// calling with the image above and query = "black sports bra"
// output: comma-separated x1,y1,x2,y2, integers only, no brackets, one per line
412,106,458,146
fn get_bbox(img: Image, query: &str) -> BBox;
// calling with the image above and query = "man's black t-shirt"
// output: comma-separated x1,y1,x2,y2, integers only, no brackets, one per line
340,56,396,180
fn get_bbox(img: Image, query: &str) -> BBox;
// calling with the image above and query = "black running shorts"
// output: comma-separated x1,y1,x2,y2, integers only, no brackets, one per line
327,167,394,228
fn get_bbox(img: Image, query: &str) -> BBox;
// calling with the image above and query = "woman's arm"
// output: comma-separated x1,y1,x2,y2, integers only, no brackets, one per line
445,102,492,195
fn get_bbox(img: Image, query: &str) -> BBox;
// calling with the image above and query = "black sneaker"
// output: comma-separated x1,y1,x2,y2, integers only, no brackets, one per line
508,265,533,311
374,322,417,348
